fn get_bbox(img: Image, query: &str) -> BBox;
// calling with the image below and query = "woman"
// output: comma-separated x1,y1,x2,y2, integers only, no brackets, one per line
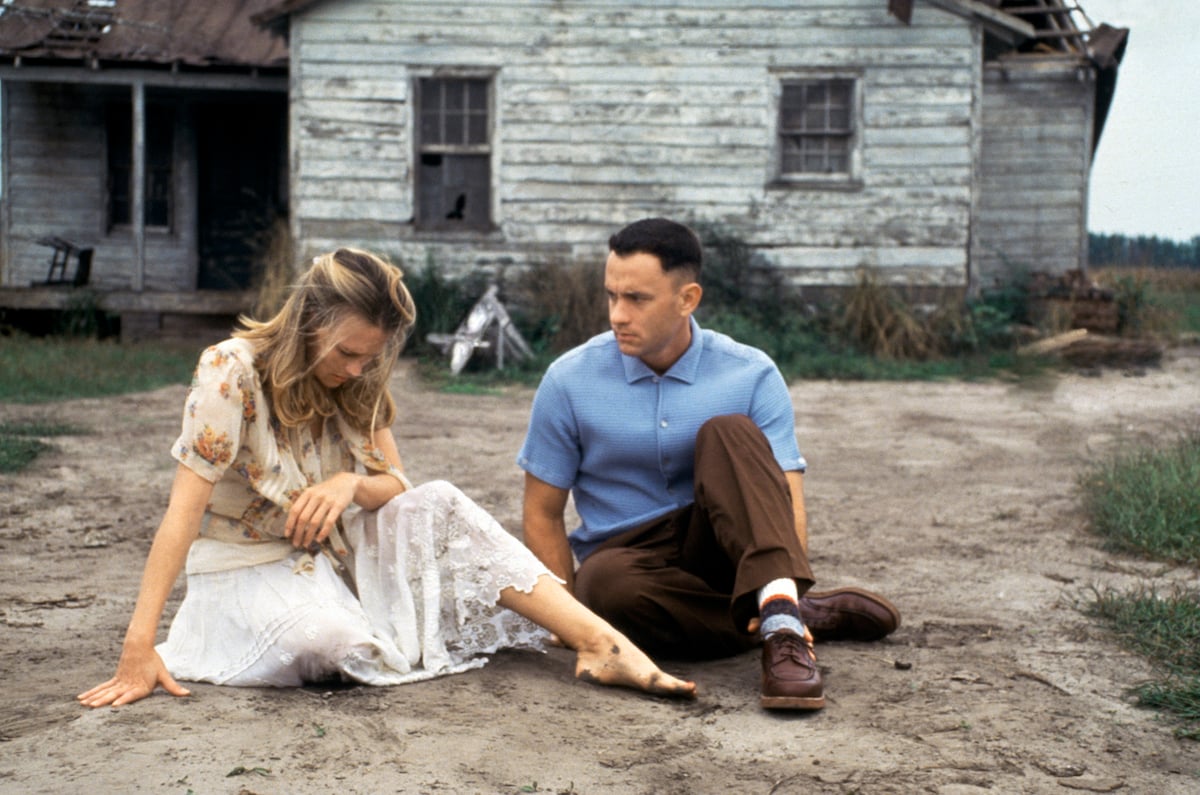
78,248,695,707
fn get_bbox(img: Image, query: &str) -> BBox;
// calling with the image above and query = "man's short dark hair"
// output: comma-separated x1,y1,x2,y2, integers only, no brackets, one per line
608,218,702,282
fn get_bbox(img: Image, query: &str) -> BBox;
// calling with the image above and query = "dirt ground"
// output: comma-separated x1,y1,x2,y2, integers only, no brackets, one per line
2,347,1200,795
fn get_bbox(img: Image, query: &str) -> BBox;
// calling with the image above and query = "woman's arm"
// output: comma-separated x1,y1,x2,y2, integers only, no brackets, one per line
77,464,213,708
284,426,408,549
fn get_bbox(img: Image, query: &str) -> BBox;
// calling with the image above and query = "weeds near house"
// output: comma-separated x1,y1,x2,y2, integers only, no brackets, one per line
56,289,106,337
1081,431,1200,737
1092,266,1200,338
839,270,939,360
511,260,607,354
405,228,1197,386
403,256,491,358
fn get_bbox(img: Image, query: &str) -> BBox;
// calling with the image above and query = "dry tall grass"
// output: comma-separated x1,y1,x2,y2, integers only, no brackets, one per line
249,217,296,321
840,270,940,359
513,260,607,352
1091,266,1200,338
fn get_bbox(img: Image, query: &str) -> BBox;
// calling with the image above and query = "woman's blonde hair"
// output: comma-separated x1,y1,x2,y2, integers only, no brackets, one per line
236,248,416,434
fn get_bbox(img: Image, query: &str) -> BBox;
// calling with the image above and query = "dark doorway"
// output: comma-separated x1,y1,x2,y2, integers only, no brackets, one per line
195,94,287,290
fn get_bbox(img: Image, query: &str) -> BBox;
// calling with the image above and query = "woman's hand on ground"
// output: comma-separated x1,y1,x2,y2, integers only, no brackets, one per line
76,647,190,708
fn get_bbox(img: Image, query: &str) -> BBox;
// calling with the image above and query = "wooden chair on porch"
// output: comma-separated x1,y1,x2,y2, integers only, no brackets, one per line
31,236,93,287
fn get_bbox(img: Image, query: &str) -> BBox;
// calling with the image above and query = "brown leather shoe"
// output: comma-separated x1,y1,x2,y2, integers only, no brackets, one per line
761,630,825,710
799,587,901,642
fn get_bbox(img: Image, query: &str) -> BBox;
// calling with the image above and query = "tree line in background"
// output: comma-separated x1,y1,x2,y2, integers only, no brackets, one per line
1090,233,1200,269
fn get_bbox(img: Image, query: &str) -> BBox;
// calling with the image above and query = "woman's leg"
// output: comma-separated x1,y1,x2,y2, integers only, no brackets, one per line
498,574,697,698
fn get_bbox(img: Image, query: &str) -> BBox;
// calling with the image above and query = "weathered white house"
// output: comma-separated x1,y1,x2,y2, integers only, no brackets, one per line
0,0,1126,336
255,0,1125,293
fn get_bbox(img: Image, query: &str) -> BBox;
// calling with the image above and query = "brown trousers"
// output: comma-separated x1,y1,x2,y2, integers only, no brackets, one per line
574,414,815,660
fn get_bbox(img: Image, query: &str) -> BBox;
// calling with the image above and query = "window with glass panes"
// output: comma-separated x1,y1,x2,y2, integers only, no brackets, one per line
416,77,491,230
778,79,854,176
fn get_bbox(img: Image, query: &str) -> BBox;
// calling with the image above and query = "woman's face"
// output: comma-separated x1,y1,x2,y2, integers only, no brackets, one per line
309,313,389,389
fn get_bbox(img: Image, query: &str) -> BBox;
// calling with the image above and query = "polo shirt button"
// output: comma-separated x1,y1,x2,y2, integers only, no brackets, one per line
660,420,668,428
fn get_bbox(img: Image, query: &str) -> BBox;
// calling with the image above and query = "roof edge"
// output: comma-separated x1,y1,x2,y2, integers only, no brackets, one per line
924,0,1036,41
252,0,325,27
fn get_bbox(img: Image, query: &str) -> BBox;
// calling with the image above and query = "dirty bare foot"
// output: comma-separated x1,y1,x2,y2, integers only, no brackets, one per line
574,632,697,699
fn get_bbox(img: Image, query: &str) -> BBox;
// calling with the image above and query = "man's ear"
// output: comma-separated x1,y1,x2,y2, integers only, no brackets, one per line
679,282,702,315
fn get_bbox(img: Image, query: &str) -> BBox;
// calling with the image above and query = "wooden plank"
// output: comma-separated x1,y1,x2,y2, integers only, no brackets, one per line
299,158,410,181
300,77,408,102
294,97,406,126
502,143,764,168
294,198,413,222
294,178,410,202
866,146,973,167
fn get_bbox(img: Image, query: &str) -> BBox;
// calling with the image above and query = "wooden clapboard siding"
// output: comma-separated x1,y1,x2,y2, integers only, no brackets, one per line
973,57,1094,286
287,0,983,285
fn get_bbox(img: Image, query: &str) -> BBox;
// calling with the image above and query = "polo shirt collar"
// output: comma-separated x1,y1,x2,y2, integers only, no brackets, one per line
621,316,704,384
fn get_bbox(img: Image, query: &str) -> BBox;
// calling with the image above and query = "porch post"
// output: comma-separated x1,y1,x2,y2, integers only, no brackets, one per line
131,79,146,291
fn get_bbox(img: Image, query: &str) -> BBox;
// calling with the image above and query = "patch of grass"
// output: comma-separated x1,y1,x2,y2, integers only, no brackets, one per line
0,335,198,403
1087,585,1200,738
1078,431,1200,565
1081,431,1200,738
412,351,552,391
0,434,50,473
0,420,86,473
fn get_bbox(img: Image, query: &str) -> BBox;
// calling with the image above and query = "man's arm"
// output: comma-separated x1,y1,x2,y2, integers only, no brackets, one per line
785,470,808,556
523,472,576,593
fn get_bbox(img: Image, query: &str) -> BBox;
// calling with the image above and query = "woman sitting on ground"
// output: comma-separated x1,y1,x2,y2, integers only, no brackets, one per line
79,248,695,707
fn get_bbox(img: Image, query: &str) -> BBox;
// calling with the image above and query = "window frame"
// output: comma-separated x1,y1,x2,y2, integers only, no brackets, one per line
769,69,863,191
410,68,498,233
105,101,176,232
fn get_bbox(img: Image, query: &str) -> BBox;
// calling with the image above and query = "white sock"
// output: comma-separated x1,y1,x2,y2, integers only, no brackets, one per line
757,578,806,638
757,578,799,607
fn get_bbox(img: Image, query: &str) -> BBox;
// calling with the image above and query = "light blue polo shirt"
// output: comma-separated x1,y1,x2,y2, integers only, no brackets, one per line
517,317,805,562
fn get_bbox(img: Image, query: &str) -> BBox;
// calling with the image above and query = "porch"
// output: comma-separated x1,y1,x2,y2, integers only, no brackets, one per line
0,285,254,343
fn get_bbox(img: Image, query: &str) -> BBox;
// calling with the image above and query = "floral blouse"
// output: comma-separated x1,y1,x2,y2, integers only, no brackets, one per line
173,337,407,574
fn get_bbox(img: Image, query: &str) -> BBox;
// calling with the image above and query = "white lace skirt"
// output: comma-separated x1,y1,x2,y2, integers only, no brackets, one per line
157,481,551,687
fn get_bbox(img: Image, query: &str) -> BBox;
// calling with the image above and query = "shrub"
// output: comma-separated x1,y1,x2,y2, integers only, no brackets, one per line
510,260,607,354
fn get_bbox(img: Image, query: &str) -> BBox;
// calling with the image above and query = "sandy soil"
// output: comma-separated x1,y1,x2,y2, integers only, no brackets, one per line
2,348,1200,795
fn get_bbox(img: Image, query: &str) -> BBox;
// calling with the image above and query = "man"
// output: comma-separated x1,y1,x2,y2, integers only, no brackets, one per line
517,218,899,710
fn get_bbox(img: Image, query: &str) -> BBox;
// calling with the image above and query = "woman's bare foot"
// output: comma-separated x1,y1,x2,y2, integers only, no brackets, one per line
573,631,697,698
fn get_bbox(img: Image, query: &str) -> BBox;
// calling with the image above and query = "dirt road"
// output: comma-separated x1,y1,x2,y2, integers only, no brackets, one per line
2,350,1199,794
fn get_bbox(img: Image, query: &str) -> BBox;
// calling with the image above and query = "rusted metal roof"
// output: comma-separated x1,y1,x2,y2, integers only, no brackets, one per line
0,0,287,68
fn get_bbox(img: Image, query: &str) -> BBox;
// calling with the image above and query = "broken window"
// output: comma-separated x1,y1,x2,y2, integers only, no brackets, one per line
415,76,492,230
778,78,856,178
106,103,174,229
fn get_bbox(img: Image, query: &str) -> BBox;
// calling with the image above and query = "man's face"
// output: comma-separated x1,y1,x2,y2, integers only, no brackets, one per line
604,250,699,374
